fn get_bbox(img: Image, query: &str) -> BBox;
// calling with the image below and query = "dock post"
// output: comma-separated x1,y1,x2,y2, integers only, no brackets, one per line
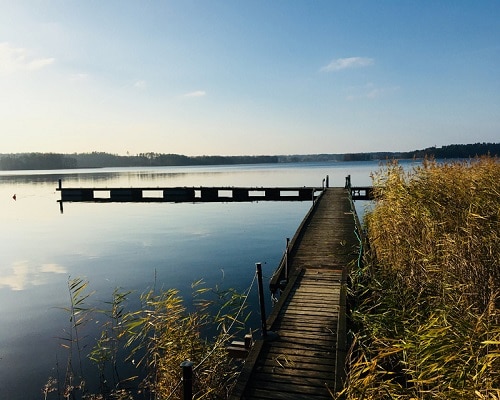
245,332,253,349
58,180,64,213
180,360,194,400
256,263,267,338
345,175,351,189
285,237,290,281
326,175,329,188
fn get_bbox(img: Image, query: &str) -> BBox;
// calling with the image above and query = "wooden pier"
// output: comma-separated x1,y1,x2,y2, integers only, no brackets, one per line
56,180,322,203
56,178,371,205
56,178,368,397
230,187,361,399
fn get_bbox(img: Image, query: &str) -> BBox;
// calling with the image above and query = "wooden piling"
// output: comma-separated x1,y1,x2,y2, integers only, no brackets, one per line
256,263,267,338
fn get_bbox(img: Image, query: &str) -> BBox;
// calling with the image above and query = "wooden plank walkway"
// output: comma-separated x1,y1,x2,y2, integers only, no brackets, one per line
230,188,360,399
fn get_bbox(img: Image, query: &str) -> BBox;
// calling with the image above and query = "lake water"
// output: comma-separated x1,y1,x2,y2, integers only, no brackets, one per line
0,161,380,399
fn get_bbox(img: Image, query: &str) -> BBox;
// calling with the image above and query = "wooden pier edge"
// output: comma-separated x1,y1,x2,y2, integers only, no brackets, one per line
336,265,348,394
229,267,305,400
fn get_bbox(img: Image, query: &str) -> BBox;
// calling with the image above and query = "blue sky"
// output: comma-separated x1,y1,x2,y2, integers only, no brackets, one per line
1,1,499,156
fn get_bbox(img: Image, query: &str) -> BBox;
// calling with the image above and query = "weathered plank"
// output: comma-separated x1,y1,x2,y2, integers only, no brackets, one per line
230,188,359,399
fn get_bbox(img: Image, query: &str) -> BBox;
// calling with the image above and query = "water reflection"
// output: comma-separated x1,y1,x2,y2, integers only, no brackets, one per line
0,261,67,291
1,161,375,187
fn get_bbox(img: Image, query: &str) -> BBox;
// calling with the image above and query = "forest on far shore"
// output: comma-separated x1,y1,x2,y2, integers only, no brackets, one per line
0,142,498,171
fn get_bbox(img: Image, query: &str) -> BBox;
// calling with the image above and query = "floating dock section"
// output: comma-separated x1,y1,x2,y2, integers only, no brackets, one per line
57,180,322,203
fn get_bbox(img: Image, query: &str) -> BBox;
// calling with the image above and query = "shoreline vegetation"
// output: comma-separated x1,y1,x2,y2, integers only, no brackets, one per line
44,278,251,399
1,142,499,171
341,156,500,399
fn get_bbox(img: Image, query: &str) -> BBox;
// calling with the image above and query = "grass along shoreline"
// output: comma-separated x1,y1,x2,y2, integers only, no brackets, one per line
341,157,500,399
44,278,251,399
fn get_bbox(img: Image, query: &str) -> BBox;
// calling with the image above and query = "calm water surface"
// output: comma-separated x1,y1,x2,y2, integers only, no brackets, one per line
0,161,380,399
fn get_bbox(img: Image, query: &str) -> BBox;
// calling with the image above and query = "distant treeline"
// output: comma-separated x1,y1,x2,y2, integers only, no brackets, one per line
0,152,278,170
409,142,500,159
0,142,498,171
280,142,500,163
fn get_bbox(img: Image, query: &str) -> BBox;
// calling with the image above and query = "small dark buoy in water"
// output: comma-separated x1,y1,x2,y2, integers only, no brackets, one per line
12,194,16,201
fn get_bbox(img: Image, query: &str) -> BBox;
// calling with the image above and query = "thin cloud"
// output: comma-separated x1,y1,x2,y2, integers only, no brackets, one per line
183,90,206,98
346,83,400,100
26,57,55,70
134,80,147,89
321,57,374,72
69,73,89,82
0,42,54,74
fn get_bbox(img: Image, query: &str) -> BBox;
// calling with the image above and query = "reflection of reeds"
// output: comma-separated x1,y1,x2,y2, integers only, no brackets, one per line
341,157,500,399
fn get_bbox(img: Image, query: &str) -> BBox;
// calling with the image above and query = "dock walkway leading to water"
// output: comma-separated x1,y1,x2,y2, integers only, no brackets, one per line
230,188,361,399
55,179,367,397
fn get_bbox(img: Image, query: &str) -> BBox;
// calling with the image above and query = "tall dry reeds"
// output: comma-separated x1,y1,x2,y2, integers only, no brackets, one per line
341,157,500,399
46,279,249,399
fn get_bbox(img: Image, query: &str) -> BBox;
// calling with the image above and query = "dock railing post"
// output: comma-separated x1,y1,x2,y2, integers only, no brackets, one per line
256,262,267,338
285,237,290,281
58,179,64,214
345,175,351,189
180,360,194,400
326,174,329,188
